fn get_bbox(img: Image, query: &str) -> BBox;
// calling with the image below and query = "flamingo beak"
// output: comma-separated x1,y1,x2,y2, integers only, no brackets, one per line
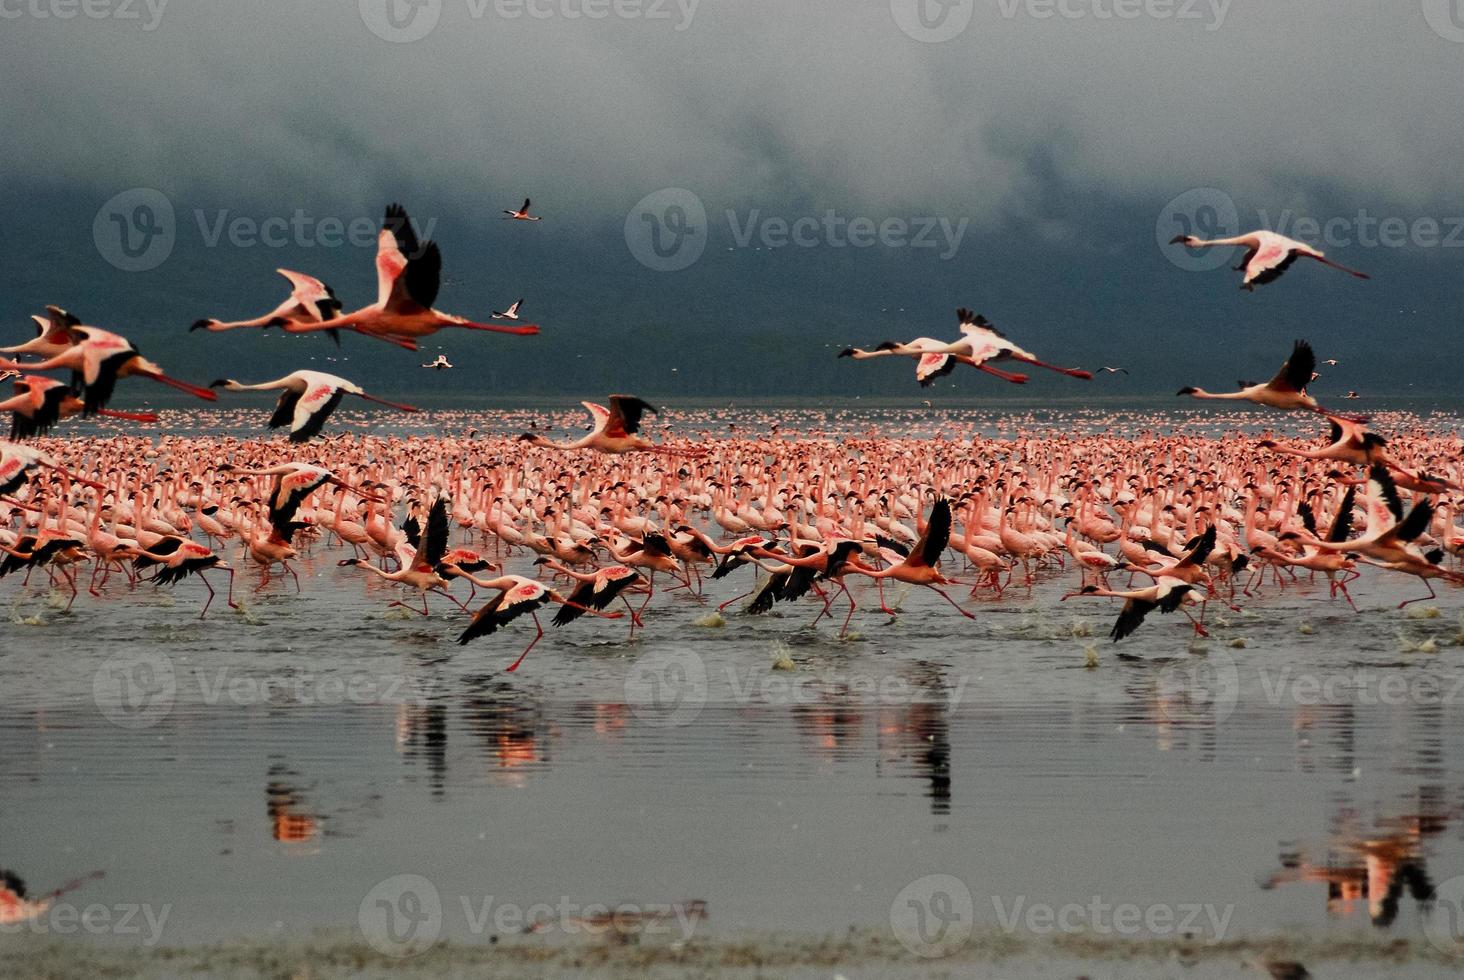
327,477,387,503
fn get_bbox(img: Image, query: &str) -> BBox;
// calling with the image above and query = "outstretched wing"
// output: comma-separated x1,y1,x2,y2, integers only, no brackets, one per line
1327,487,1356,544
1269,340,1315,392
913,498,952,568
607,395,657,437
916,352,956,387
581,401,610,434
290,382,344,443
412,497,450,571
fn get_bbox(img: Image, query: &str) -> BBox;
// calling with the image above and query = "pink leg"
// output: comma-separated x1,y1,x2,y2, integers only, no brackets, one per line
506,613,545,672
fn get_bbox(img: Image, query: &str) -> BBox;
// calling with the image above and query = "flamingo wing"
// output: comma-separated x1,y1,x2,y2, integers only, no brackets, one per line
1243,238,1298,287
290,381,344,442
607,395,657,437
276,269,342,321
1268,340,1315,393
916,352,955,387
411,497,450,572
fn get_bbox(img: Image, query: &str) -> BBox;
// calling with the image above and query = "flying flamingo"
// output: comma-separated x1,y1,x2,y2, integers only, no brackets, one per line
952,309,1093,380
1177,340,1362,418
534,557,647,638
842,498,976,622
0,325,217,414
1170,229,1370,290
0,375,157,440
837,338,1030,386
502,199,541,221
456,575,622,671
423,355,453,370
492,298,525,320
210,370,419,442
1062,578,1196,641
2,306,80,358
340,497,461,615
295,205,540,350
519,396,701,456
190,269,344,339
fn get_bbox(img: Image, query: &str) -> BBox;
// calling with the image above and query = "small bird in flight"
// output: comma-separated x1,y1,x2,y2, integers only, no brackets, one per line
1098,366,1129,375
503,199,541,221
492,298,524,320
423,355,453,370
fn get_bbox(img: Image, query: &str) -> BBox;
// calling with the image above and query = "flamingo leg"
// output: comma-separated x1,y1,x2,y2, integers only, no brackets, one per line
505,613,545,672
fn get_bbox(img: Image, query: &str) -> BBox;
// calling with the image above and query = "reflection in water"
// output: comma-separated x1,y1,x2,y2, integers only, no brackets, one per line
266,759,321,853
397,702,448,797
463,685,550,785
1261,701,1459,929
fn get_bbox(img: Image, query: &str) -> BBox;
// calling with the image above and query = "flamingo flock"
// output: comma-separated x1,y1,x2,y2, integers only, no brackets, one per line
4,192,1455,670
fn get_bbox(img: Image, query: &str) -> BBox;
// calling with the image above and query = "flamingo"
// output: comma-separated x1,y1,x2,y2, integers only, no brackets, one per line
837,338,1029,386
1170,229,1370,290
1062,578,1196,641
190,269,344,339
0,325,217,413
535,557,647,638
0,375,157,440
843,497,975,622
2,306,80,357
1179,340,1361,419
502,198,541,221
210,370,419,442
492,298,524,320
422,355,453,370
519,396,700,456
456,575,622,671
340,496,460,615
293,205,541,349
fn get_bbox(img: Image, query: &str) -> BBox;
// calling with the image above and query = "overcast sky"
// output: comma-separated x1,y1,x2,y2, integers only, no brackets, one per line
3,1,1463,401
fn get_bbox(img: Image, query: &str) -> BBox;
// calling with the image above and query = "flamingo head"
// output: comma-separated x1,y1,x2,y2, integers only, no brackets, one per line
1168,234,1198,246
189,319,218,332
1176,387,1198,396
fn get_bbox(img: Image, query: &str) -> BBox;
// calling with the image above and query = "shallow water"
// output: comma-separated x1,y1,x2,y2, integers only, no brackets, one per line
6,408,1464,974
